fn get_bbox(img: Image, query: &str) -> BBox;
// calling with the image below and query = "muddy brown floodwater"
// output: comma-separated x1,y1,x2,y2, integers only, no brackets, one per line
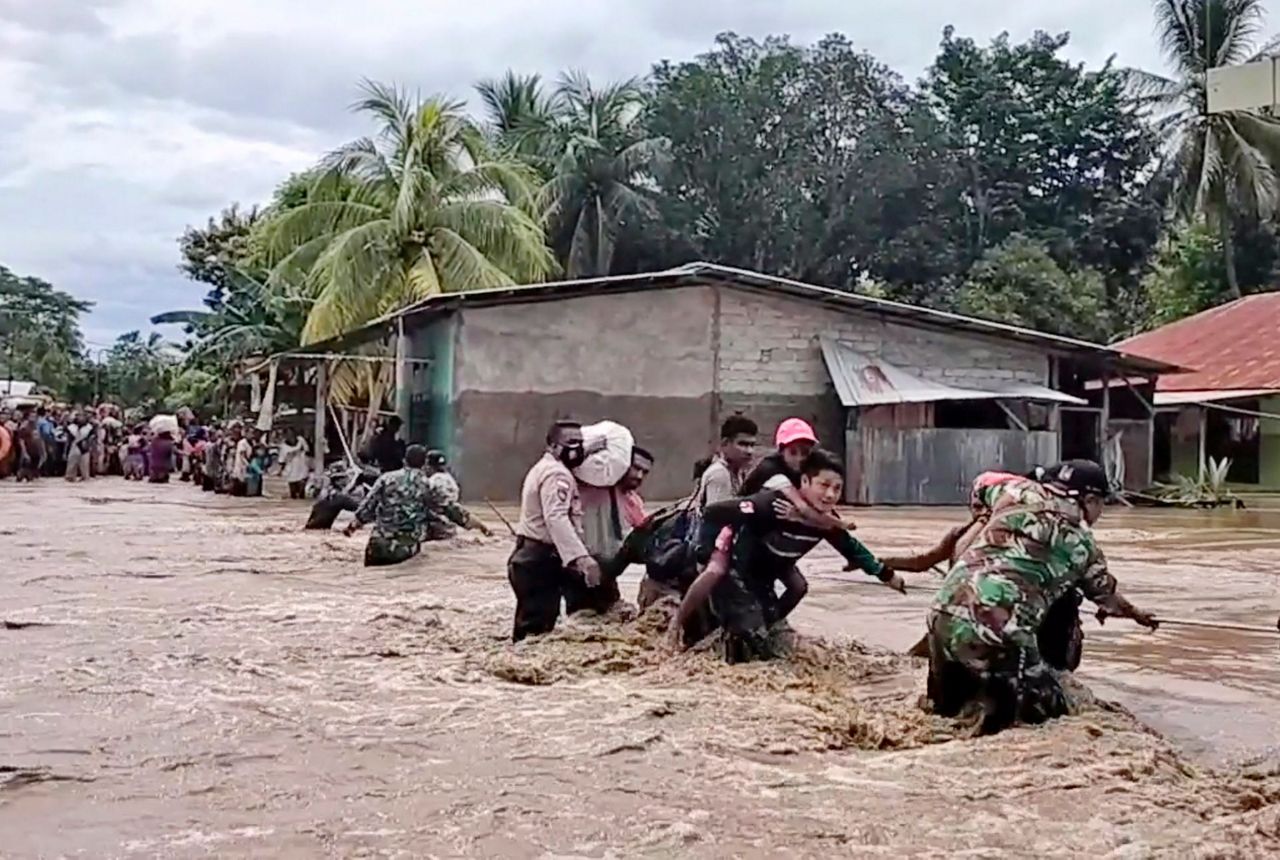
2,480,1279,857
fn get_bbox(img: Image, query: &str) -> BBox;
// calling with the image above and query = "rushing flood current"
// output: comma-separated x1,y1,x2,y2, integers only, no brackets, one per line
1,481,1278,857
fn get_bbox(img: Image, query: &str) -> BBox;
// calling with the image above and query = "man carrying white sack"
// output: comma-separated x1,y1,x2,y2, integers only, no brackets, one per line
576,421,654,615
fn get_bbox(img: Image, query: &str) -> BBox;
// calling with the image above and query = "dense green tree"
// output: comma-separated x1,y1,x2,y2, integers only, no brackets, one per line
955,235,1111,340
0,264,92,394
924,28,1164,322
644,33,914,288
98,331,176,409
1137,217,1278,328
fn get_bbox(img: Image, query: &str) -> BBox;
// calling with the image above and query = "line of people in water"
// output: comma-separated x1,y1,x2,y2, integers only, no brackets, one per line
329,409,1161,734
0,401,329,500
501,414,1159,736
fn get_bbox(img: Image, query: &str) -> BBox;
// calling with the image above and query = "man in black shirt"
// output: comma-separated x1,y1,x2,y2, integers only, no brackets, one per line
366,416,406,473
674,448,904,662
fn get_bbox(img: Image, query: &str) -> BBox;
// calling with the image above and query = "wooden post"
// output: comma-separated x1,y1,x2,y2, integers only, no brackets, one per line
1198,406,1208,482
313,359,328,471
1099,367,1111,468
394,318,410,431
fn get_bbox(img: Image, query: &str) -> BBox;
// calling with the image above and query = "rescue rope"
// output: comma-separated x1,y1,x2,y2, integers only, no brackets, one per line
1094,614,1280,635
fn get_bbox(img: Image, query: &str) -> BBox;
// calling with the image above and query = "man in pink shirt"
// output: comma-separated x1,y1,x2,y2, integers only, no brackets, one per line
576,447,654,612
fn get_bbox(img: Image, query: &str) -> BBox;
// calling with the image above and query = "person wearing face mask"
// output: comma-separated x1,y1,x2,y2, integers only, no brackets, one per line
926,460,1160,735
508,420,605,641
672,448,901,662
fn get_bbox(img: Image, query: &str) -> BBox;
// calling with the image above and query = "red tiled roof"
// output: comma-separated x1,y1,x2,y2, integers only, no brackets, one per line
1118,293,1280,392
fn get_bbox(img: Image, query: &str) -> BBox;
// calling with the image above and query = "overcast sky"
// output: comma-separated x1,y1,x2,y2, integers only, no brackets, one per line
0,0,1184,347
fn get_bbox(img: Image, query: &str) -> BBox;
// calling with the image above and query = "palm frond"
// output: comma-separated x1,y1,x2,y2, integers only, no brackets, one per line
150,310,211,326
265,234,334,295
1247,32,1280,61
1154,0,1205,74
1215,0,1267,66
430,227,519,292
260,200,382,263
432,200,555,281
445,158,542,212
352,79,416,151
301,220,400,344
320,137,394,187
476,71,550,134
1219,115,1280,216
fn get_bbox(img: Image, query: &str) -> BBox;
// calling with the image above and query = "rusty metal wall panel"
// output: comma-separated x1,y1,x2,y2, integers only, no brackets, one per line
848,428,1058,504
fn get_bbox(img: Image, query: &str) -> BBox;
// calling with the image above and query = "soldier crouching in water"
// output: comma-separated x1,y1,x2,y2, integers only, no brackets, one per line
889,469,1088,672
344,444,493,566
925,461,1159,735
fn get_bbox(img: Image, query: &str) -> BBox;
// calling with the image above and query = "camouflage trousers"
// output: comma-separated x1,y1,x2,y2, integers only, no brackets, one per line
926,609,1073,735
364,533,421,567
709,566,798,664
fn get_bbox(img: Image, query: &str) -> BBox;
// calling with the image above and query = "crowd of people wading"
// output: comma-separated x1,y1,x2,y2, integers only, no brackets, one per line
9,399,1272,735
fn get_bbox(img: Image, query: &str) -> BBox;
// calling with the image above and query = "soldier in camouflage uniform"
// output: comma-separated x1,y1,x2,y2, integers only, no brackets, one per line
344,445,492,566
927,460,1158,734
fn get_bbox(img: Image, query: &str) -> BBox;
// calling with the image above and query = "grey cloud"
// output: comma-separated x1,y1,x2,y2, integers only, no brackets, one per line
0,0,123,36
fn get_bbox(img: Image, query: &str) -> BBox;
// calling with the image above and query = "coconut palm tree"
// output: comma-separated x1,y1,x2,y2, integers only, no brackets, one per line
528,72,669,278
262,80,555,344
1128,0,1280,297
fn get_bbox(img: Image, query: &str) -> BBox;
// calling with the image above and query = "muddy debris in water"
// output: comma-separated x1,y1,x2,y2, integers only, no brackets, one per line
472,599,998,753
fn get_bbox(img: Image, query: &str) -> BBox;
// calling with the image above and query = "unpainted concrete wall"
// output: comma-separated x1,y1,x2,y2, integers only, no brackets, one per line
715,288,1051,463
450,286,717,500
442,282,1061,501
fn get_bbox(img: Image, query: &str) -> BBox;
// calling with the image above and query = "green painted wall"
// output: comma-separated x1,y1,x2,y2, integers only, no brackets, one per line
405,314,457,461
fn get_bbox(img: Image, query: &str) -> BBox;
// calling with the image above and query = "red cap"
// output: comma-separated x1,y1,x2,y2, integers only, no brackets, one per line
774,418,817,448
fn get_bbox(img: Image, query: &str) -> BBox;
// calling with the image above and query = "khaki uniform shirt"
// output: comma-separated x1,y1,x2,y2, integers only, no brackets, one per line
516,453,589,564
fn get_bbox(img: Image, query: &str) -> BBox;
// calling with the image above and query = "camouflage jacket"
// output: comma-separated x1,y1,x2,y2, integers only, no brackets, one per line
931,476,1117,648
354,467,472,547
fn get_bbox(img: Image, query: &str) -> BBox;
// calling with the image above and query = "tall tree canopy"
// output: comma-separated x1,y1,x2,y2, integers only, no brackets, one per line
164,11,1280,370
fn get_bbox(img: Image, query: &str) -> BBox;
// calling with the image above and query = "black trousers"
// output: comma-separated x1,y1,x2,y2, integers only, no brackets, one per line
306,493,359,530
506,538,621,642
1039,589,1084,672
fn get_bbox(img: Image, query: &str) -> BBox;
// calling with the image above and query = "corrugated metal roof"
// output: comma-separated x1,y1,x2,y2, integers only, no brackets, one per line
290,262,1182,375
819,337,1087,407
1119,292,1280,392
1153,388,1280,406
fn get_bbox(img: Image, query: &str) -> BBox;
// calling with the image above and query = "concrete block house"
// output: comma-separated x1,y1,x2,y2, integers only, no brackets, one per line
292,263,1172,503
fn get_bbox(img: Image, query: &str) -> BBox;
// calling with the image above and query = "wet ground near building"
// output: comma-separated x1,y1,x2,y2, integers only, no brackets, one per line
2,481,1278,857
